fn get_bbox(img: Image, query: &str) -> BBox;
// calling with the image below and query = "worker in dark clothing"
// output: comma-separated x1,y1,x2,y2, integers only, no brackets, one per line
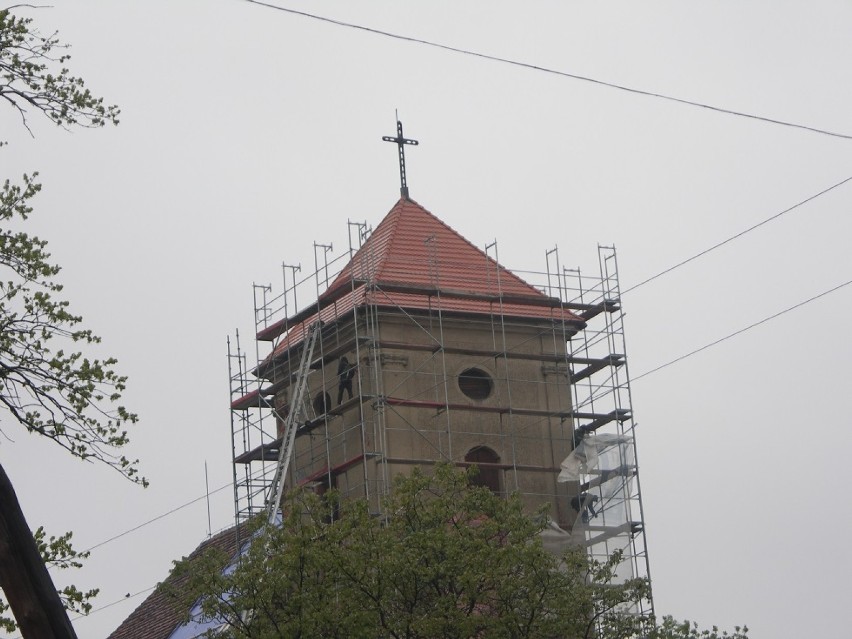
570,492,599,524
337,356,357,405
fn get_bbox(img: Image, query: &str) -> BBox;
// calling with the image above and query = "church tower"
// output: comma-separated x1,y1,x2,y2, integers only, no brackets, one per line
228,123,652,617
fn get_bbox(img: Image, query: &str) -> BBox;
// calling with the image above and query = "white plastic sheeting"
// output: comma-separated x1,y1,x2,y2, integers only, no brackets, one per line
558,433,633,482
558,433,641,585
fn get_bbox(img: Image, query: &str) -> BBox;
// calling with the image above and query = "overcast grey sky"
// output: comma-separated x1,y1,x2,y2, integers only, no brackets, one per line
3,1,852,637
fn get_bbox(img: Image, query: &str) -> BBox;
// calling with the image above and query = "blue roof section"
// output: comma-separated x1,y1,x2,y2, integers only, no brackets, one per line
167,516,278,639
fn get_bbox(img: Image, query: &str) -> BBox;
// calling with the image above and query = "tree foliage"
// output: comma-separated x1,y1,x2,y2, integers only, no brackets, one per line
0,5,138,633
653,617,749,639
0,4,138,479
169,466,748,639
0,7,119,132
0,526,98,633
0,173,142,482
169,466,654,639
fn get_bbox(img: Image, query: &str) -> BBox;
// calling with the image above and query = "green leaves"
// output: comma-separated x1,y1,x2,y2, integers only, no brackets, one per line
651,617,750,639
169,468,748,638
33,526,99,617
0,8,136,634
0,525,100,630
0,174,143,485
0,9,120,132
169,466,655,639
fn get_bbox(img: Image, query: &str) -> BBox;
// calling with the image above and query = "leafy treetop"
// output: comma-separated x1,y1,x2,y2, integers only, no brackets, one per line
168,466,748,639
0,172,143,483
0,5,133,635
0,526,98,633
0,7,119,133
169,466,662,639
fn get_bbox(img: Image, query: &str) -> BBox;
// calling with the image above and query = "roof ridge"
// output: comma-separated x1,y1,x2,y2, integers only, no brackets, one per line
371,197,408,278
321,197,405,299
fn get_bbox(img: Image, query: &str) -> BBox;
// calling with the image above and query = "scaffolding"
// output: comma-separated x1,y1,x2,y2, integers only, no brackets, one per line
227,209,653,621
552,246,653,621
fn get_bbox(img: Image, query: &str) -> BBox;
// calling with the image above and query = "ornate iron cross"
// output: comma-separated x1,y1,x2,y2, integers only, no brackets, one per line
382,119,419,199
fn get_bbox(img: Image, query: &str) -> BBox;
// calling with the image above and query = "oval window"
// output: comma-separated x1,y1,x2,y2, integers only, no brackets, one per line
458,368,493,400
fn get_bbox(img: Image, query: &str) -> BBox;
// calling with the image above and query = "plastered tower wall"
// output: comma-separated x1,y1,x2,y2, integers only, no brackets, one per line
277,308,578,526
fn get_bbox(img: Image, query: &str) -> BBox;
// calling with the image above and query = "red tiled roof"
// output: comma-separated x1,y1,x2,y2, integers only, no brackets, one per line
107,525,244,639
268,198,582,356
324,198,557,301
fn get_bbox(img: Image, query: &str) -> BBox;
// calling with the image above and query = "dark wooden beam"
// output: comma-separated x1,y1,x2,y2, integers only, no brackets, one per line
0,462,77,639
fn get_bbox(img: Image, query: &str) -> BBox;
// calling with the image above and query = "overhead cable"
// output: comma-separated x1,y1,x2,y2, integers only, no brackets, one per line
623,174,852,294
80,478,235,554
60,281,852,630
243,0,852,142
73,586,155,620
632,278,852,381
76,269,852,553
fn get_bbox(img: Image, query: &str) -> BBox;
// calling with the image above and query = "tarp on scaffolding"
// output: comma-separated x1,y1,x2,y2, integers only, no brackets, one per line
558,434,633,482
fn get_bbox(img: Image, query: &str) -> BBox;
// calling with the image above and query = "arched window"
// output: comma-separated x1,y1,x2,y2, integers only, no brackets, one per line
465,446,501,495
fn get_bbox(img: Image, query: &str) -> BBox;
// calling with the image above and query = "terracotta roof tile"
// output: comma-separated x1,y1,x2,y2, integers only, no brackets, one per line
325,198,560,300
107,525,244,639
270,198,582,356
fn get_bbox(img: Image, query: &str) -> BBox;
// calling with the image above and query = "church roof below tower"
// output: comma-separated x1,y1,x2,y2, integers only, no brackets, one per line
108,524,246,639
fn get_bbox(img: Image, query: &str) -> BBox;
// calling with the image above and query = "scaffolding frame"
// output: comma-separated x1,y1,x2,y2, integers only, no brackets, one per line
227,219,653,621
555,246,653,621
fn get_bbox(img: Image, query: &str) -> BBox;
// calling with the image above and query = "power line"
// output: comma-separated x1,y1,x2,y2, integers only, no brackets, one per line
80,478,235,555
632,278,852,381
45,168,852,621
55,277,852,634
76,235,852,556
9,586,160,636
70,169,852,554
70,586,156,623
623,174,852,294
33,265,847,629
242,0,852,142
77,462,277,555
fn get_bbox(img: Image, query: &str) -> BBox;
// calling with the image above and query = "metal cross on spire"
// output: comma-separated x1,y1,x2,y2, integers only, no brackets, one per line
382,117,419,199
